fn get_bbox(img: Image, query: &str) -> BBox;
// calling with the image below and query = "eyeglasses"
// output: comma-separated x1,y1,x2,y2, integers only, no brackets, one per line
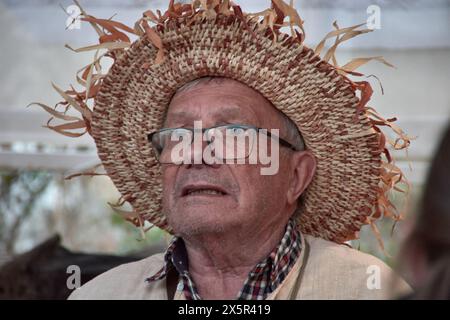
147,124,298,164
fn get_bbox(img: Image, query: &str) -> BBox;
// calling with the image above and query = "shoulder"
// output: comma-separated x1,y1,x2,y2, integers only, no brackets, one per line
300,235,411,299
68,253,167,300
306,235,389,270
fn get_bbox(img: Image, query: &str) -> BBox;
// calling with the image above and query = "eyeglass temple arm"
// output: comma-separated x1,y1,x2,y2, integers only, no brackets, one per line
262,129,299,151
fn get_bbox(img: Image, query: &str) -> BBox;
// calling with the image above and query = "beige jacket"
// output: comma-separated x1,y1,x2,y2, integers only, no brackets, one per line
68,234,411,300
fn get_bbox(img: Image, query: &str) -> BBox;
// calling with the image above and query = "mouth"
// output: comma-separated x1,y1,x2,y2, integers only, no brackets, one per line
181,184,228,197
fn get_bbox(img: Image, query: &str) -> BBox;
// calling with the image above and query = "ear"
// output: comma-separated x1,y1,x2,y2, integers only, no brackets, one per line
286,150,317,205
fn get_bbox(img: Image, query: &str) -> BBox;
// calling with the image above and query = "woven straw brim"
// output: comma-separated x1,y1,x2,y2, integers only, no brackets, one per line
92,16,381,243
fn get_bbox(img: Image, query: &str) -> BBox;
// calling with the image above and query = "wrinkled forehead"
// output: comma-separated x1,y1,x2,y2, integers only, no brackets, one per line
165,78,282,128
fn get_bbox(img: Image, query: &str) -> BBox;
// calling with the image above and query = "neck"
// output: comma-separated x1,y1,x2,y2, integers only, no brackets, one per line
182,219,289,299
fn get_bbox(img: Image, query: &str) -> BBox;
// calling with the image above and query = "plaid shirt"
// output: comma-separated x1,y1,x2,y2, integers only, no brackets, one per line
146,219,301,300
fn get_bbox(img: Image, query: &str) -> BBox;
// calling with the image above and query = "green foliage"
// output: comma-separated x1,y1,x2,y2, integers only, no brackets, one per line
109,213,166,254
0,170,55,254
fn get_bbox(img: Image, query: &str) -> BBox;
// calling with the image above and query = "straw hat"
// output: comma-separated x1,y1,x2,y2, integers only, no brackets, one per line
33,0,411,244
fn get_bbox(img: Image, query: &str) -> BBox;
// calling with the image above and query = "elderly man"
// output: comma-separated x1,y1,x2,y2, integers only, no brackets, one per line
153,77,315,299
36,1,411,299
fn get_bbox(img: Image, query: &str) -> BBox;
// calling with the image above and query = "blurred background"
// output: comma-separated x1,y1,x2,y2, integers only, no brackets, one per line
0,0,449,298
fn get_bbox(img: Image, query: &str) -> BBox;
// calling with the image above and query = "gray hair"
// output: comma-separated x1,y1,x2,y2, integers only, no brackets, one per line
278,110,305,151
174,77,305,150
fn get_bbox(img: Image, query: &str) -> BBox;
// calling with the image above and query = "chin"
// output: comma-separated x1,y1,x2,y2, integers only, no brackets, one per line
167,207,241,237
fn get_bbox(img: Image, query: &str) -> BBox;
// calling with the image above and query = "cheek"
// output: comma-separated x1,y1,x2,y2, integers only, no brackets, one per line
233,165,287,207
161,166,178,203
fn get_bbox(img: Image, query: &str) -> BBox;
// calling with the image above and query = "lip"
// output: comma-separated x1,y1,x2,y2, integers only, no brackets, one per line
181,184,228,197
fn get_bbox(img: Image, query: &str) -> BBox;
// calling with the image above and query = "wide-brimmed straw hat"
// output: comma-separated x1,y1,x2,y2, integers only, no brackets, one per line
33,0,411,244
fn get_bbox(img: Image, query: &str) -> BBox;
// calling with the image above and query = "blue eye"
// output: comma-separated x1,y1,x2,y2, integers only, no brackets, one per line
173,129,188,136
168,129,191,142
228,127,245,135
